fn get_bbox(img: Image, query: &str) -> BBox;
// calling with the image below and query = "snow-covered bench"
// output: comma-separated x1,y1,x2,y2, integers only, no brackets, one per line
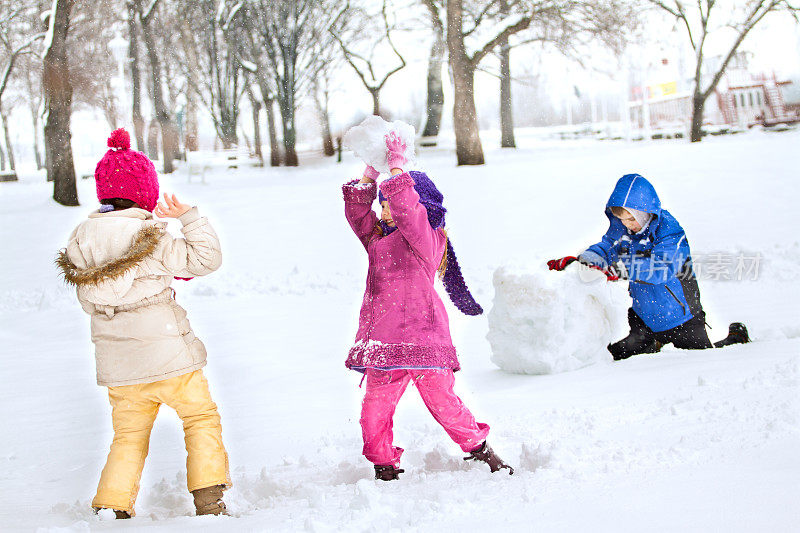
0,171,17,182
186,148,251,183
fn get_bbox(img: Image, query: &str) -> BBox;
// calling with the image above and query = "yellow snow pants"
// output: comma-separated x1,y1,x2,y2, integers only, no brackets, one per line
91,370,230,515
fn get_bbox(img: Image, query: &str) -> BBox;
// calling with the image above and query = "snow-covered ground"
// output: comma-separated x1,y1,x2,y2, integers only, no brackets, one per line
1,129,799,532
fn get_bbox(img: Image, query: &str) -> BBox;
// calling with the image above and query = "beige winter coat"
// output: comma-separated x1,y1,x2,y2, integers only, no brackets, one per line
57,207,222,387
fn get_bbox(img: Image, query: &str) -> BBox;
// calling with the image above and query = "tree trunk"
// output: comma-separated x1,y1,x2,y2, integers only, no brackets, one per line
421,23,445,142
281,113,298,166
147,118,159,159
137,0,175,173
321,115,335,157
247,88,263,164
185,95,198,151
0,142,5,171
127,1,145,152
277,77,298,166
30,105,43,169
370,89,381,117
264,96,280,167
44,0,78,205
160,116,180,164
313,81,335,157
690,93,705,142
498,32,515,147
446,0,484,165
217,115,238,148
1,110,15,171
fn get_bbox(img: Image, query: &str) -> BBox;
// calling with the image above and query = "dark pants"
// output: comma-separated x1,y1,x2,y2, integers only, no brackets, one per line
609,308,714,361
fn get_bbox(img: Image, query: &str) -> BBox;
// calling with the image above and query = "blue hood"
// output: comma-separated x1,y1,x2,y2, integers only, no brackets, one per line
606,174,661,216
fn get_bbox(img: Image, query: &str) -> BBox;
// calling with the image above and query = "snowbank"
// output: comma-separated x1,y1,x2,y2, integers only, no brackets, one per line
342,115,416,173
487,264,629,374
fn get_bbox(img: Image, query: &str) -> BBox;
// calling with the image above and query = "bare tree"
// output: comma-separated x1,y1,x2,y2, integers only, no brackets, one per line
242,0,339,166
245,81,263,163
125,1,145,151
178,1,245,149
134,0,178,173
19,55,44,169
330,0,407,117
430,0,537,165
498,0,515,147
649,0,799,142
43,0,78,205
236,5,281,166
0,2,45,175
67,5,124,131
312,75,336,157
310,23,344,157
426,0,632,165
238,27,282,166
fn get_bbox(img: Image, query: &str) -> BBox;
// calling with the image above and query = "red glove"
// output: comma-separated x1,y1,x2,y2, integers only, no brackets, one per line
547,256,578,271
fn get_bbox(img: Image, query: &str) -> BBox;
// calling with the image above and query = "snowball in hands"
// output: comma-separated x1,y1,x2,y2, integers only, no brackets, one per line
343,115,416,173
487,265,630,374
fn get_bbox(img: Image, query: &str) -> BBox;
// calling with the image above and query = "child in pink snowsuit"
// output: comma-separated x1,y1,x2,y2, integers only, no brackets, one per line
342,134,513,480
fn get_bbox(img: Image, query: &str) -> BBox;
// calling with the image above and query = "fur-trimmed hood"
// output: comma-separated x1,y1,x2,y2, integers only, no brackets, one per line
57,224,164,287
58,205,222,387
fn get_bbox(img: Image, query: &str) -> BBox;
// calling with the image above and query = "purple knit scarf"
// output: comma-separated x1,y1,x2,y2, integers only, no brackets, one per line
379,171,483,316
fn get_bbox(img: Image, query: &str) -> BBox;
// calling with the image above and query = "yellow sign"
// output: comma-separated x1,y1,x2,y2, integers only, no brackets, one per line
649,82,677,98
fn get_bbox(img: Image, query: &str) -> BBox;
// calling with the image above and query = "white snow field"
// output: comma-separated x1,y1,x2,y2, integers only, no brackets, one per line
1,129,799,532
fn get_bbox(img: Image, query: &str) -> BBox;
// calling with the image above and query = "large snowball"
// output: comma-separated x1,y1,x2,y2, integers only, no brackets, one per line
343,115,416,173
487,264,630,374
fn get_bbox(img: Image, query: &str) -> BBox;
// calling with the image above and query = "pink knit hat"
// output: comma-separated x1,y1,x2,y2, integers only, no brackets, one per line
95,128,159,212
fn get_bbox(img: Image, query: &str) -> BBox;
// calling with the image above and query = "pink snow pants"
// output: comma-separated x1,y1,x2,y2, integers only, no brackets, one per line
360,368,490,466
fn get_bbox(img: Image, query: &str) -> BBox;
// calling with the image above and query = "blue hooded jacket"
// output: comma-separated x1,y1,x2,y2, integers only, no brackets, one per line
586,174,703,332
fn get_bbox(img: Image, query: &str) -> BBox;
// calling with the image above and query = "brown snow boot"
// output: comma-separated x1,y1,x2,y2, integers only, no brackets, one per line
191,484,228,516
374,464,405,481
464,441,514,475
92,507,131,519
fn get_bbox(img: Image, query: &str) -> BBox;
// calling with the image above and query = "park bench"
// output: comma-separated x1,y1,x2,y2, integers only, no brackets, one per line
186,148,252,183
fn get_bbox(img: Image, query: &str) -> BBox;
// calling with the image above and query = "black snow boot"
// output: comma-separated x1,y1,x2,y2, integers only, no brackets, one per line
374,464,404,481
464,441,514,475
714,322,750,347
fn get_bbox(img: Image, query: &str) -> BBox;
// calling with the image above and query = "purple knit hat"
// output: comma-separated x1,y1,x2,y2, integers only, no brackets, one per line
380,171,483,316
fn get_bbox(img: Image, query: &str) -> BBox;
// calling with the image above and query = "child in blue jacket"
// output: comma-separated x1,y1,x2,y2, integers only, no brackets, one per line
549,173,749,360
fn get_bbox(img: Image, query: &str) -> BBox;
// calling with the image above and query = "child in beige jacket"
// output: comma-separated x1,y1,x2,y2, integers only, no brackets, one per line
57,129,230,519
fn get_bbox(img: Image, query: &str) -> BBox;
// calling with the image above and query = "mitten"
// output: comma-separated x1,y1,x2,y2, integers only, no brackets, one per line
385,132,407,169
363,165,380,181
547,256,578,271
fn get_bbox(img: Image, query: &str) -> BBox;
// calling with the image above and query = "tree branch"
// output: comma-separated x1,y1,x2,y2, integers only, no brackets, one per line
470,15,532,66
0,33,46,102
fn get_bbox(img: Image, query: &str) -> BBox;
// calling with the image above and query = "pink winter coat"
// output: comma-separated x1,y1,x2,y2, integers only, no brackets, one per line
343,172,460,372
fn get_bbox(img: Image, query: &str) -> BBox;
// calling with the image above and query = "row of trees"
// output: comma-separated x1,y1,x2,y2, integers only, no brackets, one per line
0,0,797,205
